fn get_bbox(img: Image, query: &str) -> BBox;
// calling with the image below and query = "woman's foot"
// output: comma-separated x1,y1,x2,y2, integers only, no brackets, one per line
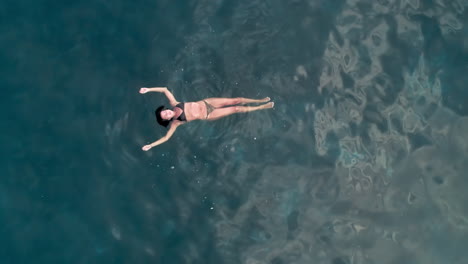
261,102,274,109
240,97,271,104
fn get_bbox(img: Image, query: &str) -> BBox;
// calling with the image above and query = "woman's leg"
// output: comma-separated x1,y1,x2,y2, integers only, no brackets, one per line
204,97,270,108
206,102,274,120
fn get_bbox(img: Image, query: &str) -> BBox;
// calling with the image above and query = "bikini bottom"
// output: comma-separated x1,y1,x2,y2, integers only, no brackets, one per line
203,100,216,119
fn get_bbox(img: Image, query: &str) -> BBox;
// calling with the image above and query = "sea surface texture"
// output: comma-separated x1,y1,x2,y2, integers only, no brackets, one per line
1,0,468,263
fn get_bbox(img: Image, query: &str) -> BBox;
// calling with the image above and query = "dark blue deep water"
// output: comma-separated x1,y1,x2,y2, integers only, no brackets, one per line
2,0,468,263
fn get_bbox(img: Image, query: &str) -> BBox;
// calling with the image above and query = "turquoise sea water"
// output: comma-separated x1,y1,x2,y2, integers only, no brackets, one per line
2,0,468,263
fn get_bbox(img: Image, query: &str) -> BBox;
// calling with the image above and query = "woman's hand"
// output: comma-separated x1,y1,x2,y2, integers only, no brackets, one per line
142,145,152,151
140,87,168,94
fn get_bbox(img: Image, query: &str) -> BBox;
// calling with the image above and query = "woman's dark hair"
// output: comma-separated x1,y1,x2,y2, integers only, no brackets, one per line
155,105,171,127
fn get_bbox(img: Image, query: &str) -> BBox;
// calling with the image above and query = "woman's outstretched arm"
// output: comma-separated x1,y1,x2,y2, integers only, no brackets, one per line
142,121,184,151
139,87,179,106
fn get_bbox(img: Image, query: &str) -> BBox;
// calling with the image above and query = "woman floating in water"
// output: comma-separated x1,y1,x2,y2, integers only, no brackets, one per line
139,87,274,151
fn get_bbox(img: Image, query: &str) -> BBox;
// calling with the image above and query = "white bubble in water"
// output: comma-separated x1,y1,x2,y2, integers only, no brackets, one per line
111,226,121,240
295,65,308,79
145,247,155,256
